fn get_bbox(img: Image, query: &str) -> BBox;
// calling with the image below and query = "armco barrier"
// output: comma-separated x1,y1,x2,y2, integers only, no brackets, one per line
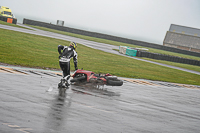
23,18,200,57
137,50,200,66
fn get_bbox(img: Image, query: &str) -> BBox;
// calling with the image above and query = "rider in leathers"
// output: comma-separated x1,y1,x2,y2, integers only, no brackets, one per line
58,42,78,86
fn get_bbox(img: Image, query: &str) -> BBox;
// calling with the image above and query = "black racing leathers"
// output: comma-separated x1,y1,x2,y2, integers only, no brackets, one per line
58,45,78,78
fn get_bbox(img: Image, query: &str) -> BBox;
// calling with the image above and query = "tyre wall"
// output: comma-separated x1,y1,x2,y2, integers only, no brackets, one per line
23,18,200,57
136,50,200,66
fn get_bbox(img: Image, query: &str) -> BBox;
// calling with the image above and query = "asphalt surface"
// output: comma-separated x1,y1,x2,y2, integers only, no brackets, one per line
1,24,200,133
0,66,200,133
0,23,200,75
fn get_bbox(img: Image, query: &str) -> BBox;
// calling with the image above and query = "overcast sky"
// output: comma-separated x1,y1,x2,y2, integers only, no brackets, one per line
1,0,200,44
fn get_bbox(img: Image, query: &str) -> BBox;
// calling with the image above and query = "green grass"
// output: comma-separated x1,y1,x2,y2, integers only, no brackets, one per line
28,25,200,74
0,28,60,68
0,28,200,85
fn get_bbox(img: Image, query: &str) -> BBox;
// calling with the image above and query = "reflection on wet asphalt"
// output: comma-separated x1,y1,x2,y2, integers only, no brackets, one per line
44,94,71,133
0,66,200,133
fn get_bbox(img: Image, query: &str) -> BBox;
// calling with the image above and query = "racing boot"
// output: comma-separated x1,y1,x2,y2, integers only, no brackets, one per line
64,75,71,87
65,80,70,87
58,78,66,88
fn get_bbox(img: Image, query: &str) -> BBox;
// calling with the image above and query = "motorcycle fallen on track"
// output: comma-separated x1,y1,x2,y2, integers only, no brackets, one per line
70,69,123,86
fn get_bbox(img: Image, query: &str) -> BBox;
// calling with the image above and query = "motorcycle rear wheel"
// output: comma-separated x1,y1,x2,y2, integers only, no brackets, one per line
107,79,123,86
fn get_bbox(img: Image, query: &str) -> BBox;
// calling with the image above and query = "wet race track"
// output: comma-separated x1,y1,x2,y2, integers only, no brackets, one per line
0,66,200,133
0,24,200,132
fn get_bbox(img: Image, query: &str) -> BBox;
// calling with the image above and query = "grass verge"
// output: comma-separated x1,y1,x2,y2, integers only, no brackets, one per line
0,28,200,85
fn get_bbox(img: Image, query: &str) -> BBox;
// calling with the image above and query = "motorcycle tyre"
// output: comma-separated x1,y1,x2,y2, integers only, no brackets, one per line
107,79,123,86
70,75,86,82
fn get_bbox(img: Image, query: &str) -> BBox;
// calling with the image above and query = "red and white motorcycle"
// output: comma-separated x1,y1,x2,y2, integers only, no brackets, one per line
70,69,123,86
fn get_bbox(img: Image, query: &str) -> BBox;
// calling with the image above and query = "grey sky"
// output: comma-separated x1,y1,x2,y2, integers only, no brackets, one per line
1,0,200,44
